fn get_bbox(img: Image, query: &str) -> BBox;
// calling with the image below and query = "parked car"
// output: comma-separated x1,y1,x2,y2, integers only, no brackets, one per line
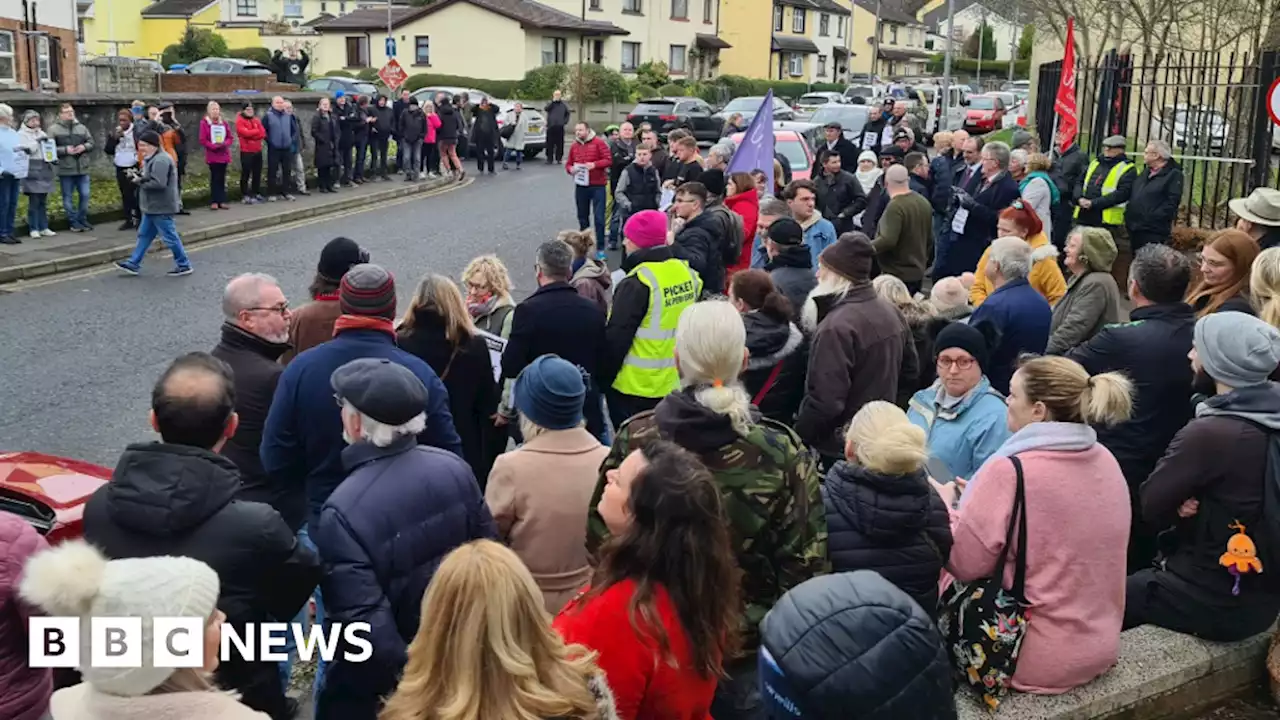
305,77,381,99
844,84,886,104
410,85,493,107
0,452,109,545
807,105,870,141
627,97,725,143
492,99,548,159
991,91,1021,112
729,128,815,182
180,57,274,75
715,95,796,124
1150,104,1230,152
794,92,846,119
963,94,1007,133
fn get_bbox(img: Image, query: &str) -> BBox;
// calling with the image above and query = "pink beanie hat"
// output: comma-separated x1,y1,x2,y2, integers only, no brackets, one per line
624,210,669,249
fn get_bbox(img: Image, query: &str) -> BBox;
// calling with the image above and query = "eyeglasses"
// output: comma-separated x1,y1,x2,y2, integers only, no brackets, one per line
244,303,290,317
937,356,977,370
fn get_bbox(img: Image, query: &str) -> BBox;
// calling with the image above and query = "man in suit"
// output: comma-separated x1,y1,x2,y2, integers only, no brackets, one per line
954,135,985,193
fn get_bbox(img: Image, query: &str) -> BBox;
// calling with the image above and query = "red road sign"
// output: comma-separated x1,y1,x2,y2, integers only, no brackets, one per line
1268,77,1280,128
378,59,407,90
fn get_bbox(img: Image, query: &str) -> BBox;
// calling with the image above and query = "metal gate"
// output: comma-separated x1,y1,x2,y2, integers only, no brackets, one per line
1038,50,1280,229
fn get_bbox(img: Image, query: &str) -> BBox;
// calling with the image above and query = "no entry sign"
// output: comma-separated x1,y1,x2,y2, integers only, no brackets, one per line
1269,76,1280,128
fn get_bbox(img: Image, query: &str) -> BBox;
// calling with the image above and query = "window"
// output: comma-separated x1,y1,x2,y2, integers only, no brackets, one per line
541,37,567,65
592,39,604,63
623,0,642,13
344,36,369,67
0,31,13,81
320,1,326,11
36,36,50,82
589,0,601,8
414,36,430,64
621,41,641,71
77,18,86,42
819,13,829,36
235,0,256,15
339,1,347,13
669,44,686,73
890,25,898,43
671,0,688,18
817,54,826,77
837,15,844,37
792,8,805,33
703,0,712,22
773,5,783,31
283,0,302,16
788,53,803,76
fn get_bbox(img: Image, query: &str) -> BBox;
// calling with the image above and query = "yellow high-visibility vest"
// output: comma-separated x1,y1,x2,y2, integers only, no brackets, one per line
1075,159,1134,225
611,258,702,398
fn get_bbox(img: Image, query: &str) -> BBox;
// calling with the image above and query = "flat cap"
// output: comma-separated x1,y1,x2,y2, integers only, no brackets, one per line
331,358,428,426
1102,134,1127,148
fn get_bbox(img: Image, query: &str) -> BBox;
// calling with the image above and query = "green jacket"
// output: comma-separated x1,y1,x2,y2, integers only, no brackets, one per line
48,119,95,176
586,396,829,650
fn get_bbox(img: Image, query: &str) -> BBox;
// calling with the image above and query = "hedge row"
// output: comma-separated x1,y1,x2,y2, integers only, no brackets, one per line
228,47,273,66
402,73,521,98
924,55,1031,78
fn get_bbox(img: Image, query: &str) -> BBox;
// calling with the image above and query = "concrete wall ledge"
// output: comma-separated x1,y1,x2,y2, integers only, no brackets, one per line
955,625,1273,720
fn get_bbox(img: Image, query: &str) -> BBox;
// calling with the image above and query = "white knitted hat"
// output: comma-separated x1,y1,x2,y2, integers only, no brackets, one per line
20,541,221,697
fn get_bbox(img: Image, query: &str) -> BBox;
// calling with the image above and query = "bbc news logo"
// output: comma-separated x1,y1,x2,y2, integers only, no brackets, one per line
29,618,374,668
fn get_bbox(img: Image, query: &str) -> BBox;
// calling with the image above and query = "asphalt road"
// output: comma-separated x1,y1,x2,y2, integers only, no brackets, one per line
0,162,594,467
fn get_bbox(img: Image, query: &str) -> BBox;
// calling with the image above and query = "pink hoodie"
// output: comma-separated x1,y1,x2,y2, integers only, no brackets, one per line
948,440,1130,694
425,113,442,145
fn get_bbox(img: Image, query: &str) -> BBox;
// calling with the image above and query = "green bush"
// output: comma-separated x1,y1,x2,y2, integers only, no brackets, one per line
657,83,686,97
565,64,630,103
924,55,1029,77
400,72,519,98
160,27,229,68
715,74,756,99
635,60,670,88
325,69,355,78
228,47,272,65
516,64,569,100
356,68,379,82
631,83,659,101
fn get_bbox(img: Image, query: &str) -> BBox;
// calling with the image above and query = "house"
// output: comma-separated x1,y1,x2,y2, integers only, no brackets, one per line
1,0,78,91
309,0,627,80
848,0,929,77
921,0,1020,61
79,0,224,60
216,0,411,40
720,0,851,83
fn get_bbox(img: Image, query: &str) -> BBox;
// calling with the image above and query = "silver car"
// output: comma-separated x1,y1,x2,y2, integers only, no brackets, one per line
493,99,547,159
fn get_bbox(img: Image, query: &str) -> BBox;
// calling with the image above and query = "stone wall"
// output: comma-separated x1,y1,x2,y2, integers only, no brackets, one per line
0,91,328,178
78,60,160,95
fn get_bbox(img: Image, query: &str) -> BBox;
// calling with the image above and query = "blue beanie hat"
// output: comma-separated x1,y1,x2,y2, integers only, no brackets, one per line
334,89,345,99
514,355,586,430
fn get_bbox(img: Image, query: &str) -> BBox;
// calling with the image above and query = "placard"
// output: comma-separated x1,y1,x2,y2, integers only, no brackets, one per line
210,124,226,145
862,131,878,150
476,330,507,382
951,207,969,233
40,139,56,163
659,187,675,211
573,165,590,187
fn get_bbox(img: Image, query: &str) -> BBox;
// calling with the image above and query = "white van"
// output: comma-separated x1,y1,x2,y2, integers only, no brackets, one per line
917,84,967,134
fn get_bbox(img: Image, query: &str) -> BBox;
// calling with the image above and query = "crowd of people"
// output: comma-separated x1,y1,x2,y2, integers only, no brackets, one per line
7,94,1280,720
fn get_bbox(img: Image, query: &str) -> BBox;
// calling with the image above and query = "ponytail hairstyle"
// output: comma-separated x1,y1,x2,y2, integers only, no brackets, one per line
674,301,753,436
1251,247,1280,329
1015,355,1133,426
730,269,793,323
845,401,928,476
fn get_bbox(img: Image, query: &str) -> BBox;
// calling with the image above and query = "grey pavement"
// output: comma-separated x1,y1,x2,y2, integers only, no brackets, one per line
0,161,612,466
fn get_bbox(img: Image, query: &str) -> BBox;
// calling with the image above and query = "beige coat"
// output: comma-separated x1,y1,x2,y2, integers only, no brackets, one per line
485,428,609,613
51,684,268,720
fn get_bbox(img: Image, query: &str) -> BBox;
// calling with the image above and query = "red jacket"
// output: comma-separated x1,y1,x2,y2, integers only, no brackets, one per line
725,190,760,278
235,114,266,154
566,134,612,187
0,513,52,720
554,580,716,720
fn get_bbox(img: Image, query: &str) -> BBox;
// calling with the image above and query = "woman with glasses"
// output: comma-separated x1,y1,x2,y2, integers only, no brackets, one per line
1046,226,1122,355
969,201,1066,307
1186,229,1258,317
906,321,1011,482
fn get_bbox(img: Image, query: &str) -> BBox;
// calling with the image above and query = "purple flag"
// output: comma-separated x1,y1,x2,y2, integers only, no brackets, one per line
726,90,776,191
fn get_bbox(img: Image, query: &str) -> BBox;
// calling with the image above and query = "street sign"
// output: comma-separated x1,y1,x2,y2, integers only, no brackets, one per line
385,37,396,58
378,59,407,90
1268,76,1280,128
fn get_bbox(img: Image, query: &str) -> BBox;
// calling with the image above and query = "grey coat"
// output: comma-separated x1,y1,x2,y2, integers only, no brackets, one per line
1046,271,1122,355
17,128,54,194
47,119,95,176
137,149,181,216
503,110,530,150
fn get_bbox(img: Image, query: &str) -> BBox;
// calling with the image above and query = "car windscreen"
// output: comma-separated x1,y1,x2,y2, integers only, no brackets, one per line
845,86,874,99
969,97,996,110
776,137,809,167
355,83,378,95
722,97,764,112
799,95,832,105
633,101,677,114
810,106,868,131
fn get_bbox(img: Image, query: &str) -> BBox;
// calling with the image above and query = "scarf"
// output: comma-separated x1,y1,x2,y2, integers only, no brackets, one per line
332,315,396,338
468,295,498,319
17,124,45,153
959,421,1097,507
1020,171,1061,205
314,292,340,302
854,167,881,196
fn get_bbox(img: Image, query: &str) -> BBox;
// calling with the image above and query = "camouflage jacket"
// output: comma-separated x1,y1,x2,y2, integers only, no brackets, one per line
586,408,829,651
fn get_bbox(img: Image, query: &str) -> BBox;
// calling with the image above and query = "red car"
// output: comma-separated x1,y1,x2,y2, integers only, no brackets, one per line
729,129,815,182
963,94,1007,134
0,452,109,544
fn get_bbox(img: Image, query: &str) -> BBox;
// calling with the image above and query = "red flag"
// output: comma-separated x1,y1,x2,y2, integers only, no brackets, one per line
1054,18,1078,153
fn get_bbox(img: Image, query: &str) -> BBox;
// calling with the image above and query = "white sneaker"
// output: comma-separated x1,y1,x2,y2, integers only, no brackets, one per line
30,231,40,239
40,229,55,237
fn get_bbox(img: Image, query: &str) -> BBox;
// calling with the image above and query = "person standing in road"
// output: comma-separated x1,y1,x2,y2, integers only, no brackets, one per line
663,134,705,188
544,89,571,165
236,103,266,204
762,216,817,316
200,101,233,211
284,99,310,196
1125,140,1183,252
423,100,443,178
16,109,54,242
1075,134,1136,282
641,128,667,176
48,102,94,232
115,130,192,277
859,104,888,154
103,108,140,229
262,96,297,202
397,97,427,182
671,182,728,295
873,165,933,295
435,92,464,181
212,273,297,523
813,150,867,236
502,102,531,171
811,122,859,176
601,210,702,428
567,121,612,259
936,140,1021,280
284,236,369,364
613,142,662,233
558,228,613,314
968,237,1052,393
311,97,341,193
368,95,392,180
927,131,956,242
471,96,501,176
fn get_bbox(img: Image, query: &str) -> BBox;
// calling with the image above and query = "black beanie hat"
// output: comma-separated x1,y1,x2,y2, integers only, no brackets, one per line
766,217,804,246
933,321,999,374
137,130,162,148
318,237,369,283
701,168,727,197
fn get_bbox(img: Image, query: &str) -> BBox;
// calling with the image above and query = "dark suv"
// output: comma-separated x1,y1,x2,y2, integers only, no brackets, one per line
627,97,725,143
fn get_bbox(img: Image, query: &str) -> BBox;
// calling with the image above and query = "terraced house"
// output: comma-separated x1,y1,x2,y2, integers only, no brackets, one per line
719,0,853,83
0,0,78,91
848,0,929,77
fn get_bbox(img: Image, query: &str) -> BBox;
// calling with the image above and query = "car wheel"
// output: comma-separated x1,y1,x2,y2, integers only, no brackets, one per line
523,146,543,159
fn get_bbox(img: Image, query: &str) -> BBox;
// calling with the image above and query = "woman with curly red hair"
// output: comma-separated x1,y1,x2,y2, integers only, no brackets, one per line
970,200,1066,307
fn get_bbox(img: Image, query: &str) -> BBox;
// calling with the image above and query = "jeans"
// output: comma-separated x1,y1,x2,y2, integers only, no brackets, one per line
370,136,389,176
339,139,354,183
279,525,326,702
575,184,607,252
26,193,49,232
504,146,523,167
126,214,190,270
59,174,90,228
403,140,423,178
115,166,140,222
240,151,262,198
318,166,335,191
267,147,293,197
209,162,228,204
353,137,368,180
608,184,623,247
0,175,18,237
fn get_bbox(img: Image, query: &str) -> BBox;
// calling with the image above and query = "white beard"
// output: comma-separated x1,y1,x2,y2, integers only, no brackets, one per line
801,276,853,333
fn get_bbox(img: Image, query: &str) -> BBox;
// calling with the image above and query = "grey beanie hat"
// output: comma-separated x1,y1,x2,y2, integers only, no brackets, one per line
1194,311,1280,388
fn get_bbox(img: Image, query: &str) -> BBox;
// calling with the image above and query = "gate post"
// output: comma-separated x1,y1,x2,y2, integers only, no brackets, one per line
1251,50,1279,190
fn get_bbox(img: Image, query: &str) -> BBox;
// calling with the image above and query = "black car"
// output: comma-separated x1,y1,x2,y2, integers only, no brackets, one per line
627,97,725,143
304,77,381,100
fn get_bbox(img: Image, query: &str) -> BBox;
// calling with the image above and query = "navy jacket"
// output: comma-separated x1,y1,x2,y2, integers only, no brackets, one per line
501,282,607,382
928,152,954,216
936,171,1021,280
262,108,298,151
313,436,496,720
968,277,1051,394
260,328,463,528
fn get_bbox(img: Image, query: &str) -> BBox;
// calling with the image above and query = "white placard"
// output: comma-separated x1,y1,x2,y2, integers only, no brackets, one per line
40,139,57,163
951,207,969,233
659,187,675,211
210,124,226,145
862,131,878,149
477,329,507,382
573,165,590,186
611,268,626,286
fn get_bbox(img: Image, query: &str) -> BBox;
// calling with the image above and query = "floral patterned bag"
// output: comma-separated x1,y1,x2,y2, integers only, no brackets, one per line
938,455,1031,711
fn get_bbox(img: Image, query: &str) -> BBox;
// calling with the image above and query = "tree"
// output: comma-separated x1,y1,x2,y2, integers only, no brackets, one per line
635,60,670,88
963,23,997,60
566,63,631,116
1018,23,1036,59
517,64,569,100
160,25,229,68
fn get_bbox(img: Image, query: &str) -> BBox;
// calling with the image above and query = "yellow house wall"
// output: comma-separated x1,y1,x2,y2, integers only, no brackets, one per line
81,0,147,58
718,0,772,78
847,5,875,74
218,26,264,49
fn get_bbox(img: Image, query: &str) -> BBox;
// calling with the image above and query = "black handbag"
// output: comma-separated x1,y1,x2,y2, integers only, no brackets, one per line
501,123,516,140
938,455,1031,711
